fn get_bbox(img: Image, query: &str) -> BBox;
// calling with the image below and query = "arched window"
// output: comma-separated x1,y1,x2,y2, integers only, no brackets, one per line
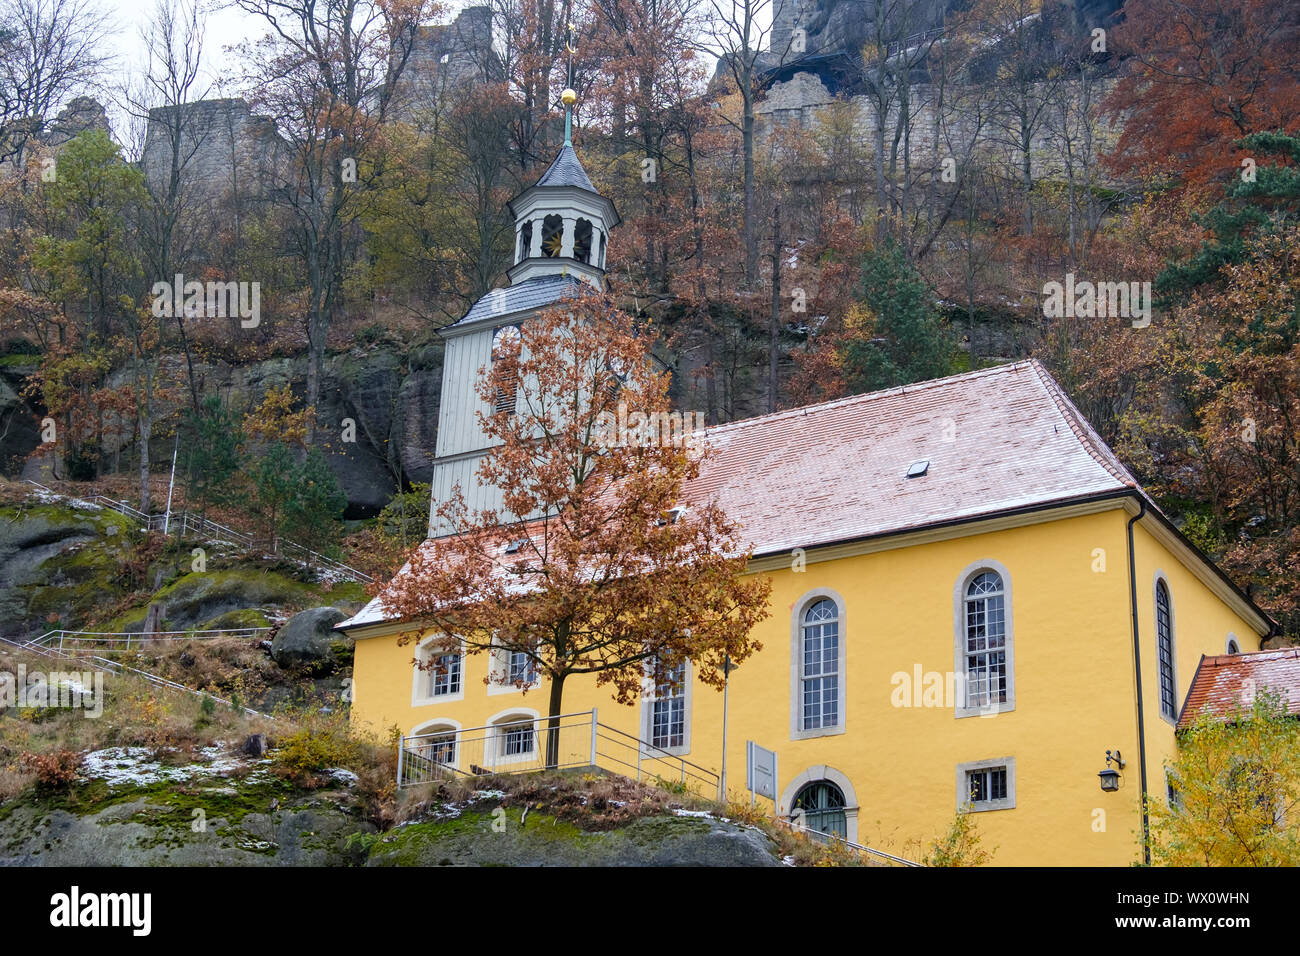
488,711,539,766
541,214,564,256
792,780,847,840
1156,579,1176,719
573,217,593,263
412,722,458,768
1226,635,1241,655
800,599,840,732
491,324,521,416
962,570,1008,711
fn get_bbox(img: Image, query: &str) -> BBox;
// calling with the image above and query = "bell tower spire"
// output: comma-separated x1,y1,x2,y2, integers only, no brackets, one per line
562,20,577,147
503,24,620,291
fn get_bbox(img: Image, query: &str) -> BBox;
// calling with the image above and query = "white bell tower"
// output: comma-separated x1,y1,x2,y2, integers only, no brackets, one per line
425,74,620,537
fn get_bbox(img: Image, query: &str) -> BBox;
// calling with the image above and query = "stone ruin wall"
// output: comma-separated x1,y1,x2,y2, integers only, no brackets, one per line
756,71,1122,185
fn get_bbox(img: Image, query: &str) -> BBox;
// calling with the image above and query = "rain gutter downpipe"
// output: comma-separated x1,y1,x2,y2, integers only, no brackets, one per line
1127,494,1151,865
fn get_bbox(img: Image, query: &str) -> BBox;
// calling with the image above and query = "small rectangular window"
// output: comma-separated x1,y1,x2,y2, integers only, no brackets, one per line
423,733,456,765
966,766,1007,804
956,757,1015,812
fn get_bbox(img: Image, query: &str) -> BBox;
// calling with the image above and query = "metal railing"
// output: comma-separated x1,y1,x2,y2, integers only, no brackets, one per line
0,634,271,718
398,708,721,799
24,480,372,582
778,818,923,867
26,628,272,655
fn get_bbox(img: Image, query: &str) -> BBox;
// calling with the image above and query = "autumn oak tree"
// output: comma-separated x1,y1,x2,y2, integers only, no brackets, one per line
379,289,771,766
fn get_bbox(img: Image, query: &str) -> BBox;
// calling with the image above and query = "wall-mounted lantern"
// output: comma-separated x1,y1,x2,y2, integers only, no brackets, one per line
1098,749,1125,792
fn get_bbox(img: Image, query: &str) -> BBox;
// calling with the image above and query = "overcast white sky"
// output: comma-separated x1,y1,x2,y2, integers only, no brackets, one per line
96,0,470,136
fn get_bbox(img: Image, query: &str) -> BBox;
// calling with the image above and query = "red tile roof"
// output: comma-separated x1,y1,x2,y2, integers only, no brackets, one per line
685,359,1141,558
1178,648,1300,729
342,360,1160,631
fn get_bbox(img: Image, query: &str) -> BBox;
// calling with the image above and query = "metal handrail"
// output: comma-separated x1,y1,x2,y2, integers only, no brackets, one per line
24,480,373,582
27,628,273,655
398,709,722,799
779,818,923,867
0,635,271,718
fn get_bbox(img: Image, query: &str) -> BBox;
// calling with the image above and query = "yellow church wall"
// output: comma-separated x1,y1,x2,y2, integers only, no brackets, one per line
1129,519,1263,828
349,504,1264,866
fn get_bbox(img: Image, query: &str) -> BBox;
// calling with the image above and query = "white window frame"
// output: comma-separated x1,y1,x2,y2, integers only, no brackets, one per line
1154,572,1177,725
640,657,692,757
953,560,1015,719
412,635,465,707
409,718,462,772
487,637,541,696
956,756,1016,812
789,589,847,740
486,708,540,768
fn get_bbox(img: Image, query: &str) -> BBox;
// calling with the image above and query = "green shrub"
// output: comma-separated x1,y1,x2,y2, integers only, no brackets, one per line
273,722,362,784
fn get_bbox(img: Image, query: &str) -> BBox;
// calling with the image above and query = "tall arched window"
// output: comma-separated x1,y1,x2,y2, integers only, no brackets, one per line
800,599,840,732
491,324,521,416
963,571,1007,710
792,780,847,840
1156,580,1176,719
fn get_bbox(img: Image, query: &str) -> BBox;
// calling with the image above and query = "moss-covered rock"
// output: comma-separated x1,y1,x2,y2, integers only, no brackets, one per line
144,568,316,631
366,808,782,867
0,501,138,637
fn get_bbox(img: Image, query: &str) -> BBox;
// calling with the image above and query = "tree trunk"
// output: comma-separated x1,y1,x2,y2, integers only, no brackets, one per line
742,81,757,287
768,203,781,413
544,671,566,769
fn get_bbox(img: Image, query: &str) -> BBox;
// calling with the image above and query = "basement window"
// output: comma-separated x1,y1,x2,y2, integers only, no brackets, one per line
906,460,929,479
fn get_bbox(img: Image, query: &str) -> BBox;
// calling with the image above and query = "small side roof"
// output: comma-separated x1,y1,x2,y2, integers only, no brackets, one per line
443,274,585,332
1178,648,1300,729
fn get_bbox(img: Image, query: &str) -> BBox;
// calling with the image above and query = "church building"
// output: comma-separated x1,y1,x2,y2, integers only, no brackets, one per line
339,99,1276,866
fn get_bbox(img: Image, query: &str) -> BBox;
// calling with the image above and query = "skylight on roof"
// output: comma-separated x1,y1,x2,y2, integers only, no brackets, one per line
906,460,930,479
503,539,528,554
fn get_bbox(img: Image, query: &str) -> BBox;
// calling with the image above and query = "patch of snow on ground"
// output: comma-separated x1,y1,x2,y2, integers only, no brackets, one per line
671,808,712,818
471,789,506,800
81,745,253,786
328,768,359,785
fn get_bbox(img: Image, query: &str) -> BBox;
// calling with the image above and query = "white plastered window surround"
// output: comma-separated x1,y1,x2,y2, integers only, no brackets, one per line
411,634,465,707
486,707,541,768
409,718,462,771
487,635,540,697
639,658,693,757
778,765,860,844
953,559,1015,719
789,588,848,740
956,756,1016,813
